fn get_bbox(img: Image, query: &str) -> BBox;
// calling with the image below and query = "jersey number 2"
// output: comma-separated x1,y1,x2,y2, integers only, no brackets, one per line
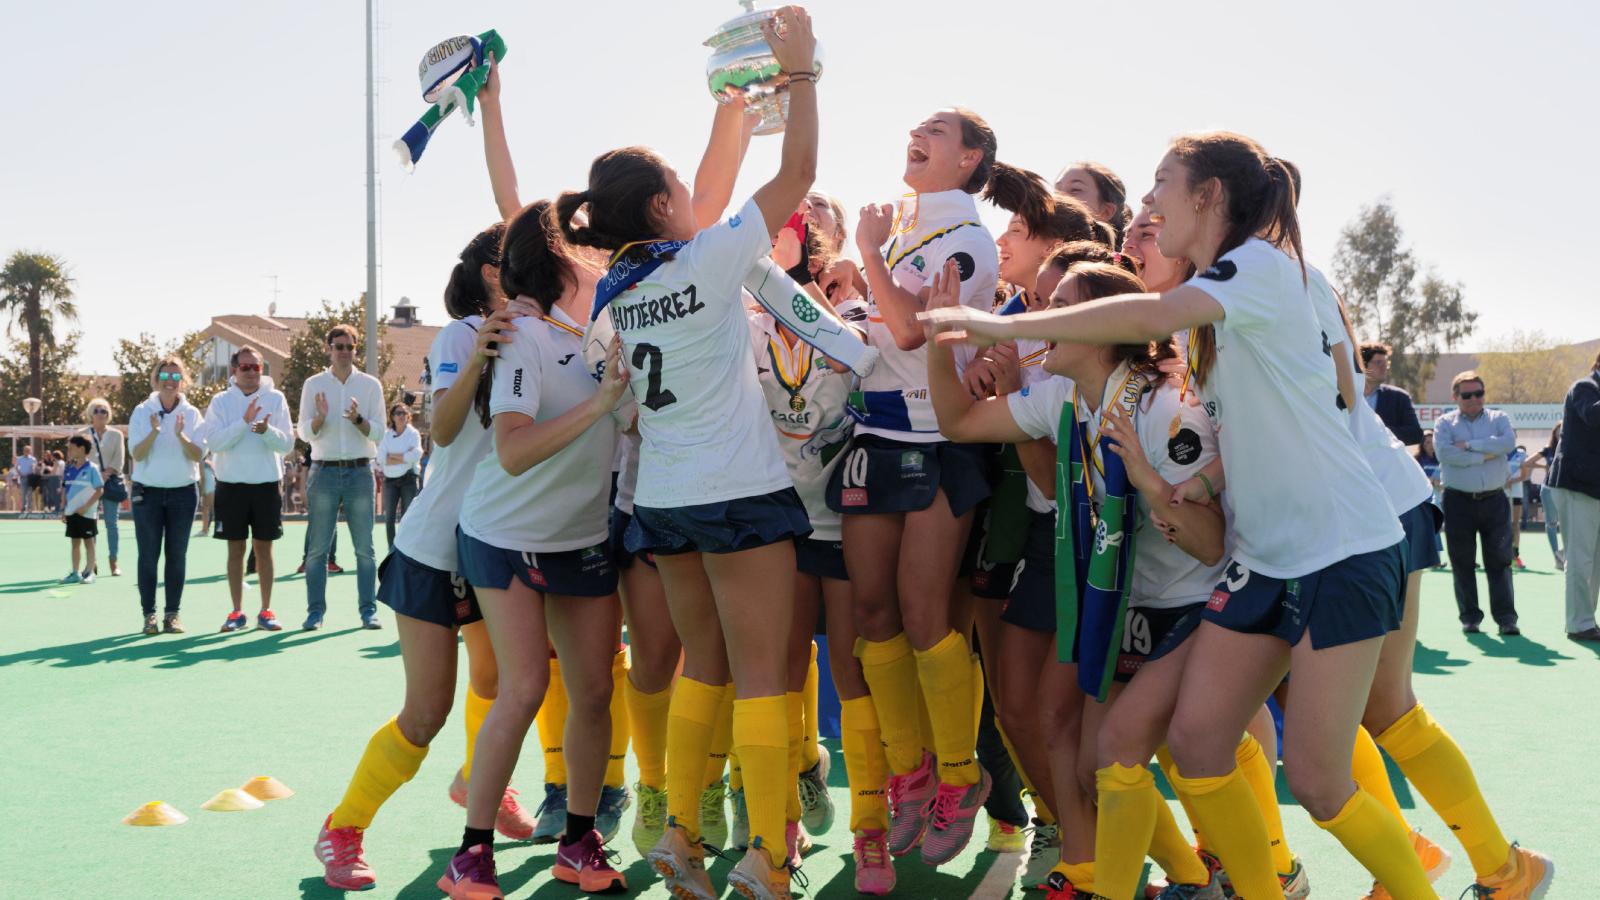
631,343,678,411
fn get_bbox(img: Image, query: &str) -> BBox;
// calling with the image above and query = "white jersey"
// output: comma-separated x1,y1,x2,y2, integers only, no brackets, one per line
459,307,616,553
1009,371,1227,609
748,298,865,541
607,197,792,509
1188,238,1402,578
613,430,640,516
857,189,1000,442
395,317,494,572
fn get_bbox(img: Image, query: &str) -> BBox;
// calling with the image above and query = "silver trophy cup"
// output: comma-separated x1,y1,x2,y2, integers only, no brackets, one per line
705,1,824,136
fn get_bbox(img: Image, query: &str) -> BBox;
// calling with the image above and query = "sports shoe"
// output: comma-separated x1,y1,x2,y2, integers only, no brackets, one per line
1023,819,1062,889
986,814,1026,853
1154,874,1226,899
446,772,537,841
631,782,667,858
110,559,121,576
727,837,790,900
1196,850,1234,898
163,615,185,634
714,779,741,851
303,613,324,631
553,829,627,893
314,814,377,891
1513,556,1527,571
920,764,992,865
142,614,159,635
885,751,938,856
785,820,812,868
532,782,569,844
798,745,836,835
436,844,503,900
596,784,631,844
60,571,82,584
854,828,896,895
257,610,283,631
296,562,306,574
1364,829,1453,898
222,611,249,633
362,614,383,630
1465,843,1554,899
328,561,345,573
1280,855,1310,900
80,570,96,584
646,818,716,900
1043,868,1095,899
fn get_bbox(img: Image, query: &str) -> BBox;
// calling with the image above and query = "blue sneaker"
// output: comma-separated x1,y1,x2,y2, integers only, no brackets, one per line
60,571,82,584
531,782,568,844
361,614,382,630
302,613,323,631
596,784,631,844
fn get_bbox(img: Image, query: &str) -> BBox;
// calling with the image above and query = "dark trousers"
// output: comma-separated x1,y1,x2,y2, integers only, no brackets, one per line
382,472,419,550
1443,488,1517,627
974,654,1029,828
132,484,198,616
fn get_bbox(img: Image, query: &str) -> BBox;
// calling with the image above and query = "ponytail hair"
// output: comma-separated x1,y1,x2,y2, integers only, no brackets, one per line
444,221,506,321
984,163,1100,245
950,107,998,195
499,201,579,315
556,146,674,265
1168,131,1304,277
1062,261,1173,386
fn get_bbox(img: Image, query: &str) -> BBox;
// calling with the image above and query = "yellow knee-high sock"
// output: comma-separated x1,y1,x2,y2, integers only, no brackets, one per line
331,719,429,829
461,688,492,782
1150,793,1210,886
1236,733,1294,875
1377,703,1511,877
536,657,569,786
914,630,979,785
1094,763,1161,900
970,652,985,738
665,677,724,840
840,696,889,833
1353,725,1409,830
734,696,790,861
1050,861,1098,897
704,683,735,788
624,677,673,790
786,691,805,822
1167,765,1282,900
857,634,926,774
916,684,937,760
606,649,631,789
801,642,821,771
1315,789,1438,899
1155,745,1204,851
999,724,1055,824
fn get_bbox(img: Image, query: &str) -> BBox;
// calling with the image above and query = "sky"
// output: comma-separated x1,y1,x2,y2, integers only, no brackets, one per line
4,0,1596,375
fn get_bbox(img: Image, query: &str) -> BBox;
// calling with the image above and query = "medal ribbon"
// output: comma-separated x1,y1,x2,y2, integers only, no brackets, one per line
766,334,813,410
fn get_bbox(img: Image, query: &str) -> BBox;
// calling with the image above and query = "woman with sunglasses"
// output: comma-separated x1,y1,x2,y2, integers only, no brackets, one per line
81,397,125,576
127,358,205,634
376,403,423,551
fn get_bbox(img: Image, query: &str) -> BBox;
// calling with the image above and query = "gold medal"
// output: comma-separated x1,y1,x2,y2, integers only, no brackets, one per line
790,394,807,413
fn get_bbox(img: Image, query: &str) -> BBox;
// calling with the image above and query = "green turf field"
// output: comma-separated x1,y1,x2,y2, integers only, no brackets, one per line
1,518,1591,898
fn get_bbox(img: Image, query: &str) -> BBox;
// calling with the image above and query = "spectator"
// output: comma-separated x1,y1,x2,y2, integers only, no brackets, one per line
1360,341,1426,450
4,465,19,511
59,435,104,584
297,323,385,630
1506,444,1532,570
42,451,64,513
200,345,296,633
128,356,206,635
16,444,38,516
376,402,422,550
1549,351,1600,642
1540,423,1566,571
81,397,126,577
295,441,343,573
1435,370,1520,635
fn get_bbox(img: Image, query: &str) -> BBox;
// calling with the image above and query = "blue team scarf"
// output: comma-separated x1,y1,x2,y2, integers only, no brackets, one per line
996,289,1029,316
591,240,690,322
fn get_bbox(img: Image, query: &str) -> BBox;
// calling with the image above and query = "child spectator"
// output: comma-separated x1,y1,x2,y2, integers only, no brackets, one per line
61,436,105,584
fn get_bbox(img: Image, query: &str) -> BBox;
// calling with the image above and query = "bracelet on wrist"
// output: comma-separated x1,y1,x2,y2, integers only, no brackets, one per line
1196,471,1217,499
786,71,818,84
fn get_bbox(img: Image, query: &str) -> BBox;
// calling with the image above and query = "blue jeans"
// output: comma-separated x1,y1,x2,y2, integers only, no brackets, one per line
304,463,376,619
100,496,121,560
132,484,198,616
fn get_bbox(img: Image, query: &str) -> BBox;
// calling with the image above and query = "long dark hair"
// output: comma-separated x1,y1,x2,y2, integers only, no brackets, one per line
983,163,1099,245
444,222,505,320
1062,261,1175,386
555,146,673,268
1068,161,1132,246
950,108,998,195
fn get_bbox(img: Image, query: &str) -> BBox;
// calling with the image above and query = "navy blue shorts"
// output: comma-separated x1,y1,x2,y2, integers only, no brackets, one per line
1203,542,1406,650
797,537,847,581
608,508,657,571
457,528,618,597
1398,500,1443,573
827,435,993,518
627,487,812,556
1113,603,1203,683
377,549,482,628
999,511,1058,633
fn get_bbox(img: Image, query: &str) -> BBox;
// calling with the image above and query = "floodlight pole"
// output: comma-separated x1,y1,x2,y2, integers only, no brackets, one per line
364,0,380,375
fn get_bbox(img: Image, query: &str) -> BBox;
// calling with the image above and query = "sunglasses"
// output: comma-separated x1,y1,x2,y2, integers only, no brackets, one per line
92,409,109,416
236,363,262,373
1458,390,1485,399
330,343,356,352
158,372,184,382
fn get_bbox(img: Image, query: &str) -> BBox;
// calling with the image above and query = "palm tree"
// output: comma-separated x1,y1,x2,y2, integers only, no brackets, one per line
0,251,78,417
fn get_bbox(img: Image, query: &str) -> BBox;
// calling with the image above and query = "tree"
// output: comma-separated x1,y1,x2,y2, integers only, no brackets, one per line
1472,330,1590,404
278,297,395,415
111,330,225,420
0,251,78,422
0,331,86,429
1332,200,1477,397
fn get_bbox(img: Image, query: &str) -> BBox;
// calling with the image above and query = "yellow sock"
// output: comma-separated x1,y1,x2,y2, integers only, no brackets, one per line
1315,788,1437,898
1094,763,1160,900
734,696,790,858
914,630,979,785
999,724,1055,824
857,634,925,774
1167,765,1282,900
729,753,743,792
801,642,821,771
1155,745,1204,851
461,688,492,782
1236,733,1294,875
624,677,672,790
1150,794,1210,886
331,719,429,829
1051,861,1097,896
786,691,805,822
666,677,724,840
1377,703,1511,877
606,649,630,788
1353,725,1409,830
840,696,889,833
535,657,568,786
704,683,735,788
916,685,936,761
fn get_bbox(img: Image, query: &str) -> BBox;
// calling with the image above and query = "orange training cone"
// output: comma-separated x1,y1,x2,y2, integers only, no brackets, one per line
123,801,188,826
241,776,294,801
201,788,265,811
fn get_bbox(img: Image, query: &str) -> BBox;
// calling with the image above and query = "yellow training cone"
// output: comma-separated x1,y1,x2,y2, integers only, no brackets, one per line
123,801,188,826
241,776,294,801
201,788,265,812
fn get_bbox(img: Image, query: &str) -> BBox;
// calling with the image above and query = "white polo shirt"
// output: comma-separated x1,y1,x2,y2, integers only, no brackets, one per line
200,378,295,485
298,367,386,461
128,393,206,487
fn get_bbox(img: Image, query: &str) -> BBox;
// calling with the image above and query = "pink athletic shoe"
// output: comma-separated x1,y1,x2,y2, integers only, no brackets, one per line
314,814,376,891
920,764,992,866
447,770,536,841
854,828,896,895
436,844,503,900
553,829,627,893
885,751,937,856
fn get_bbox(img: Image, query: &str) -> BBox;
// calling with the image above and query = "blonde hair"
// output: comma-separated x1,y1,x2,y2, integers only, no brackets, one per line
149,356,189,390
84,397,113,419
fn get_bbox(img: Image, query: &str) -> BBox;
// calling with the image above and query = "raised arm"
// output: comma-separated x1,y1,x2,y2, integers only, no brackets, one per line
854,204,929,351
925,261,1029,444
749,8,818,236
477,53,521,221
692,98,758,230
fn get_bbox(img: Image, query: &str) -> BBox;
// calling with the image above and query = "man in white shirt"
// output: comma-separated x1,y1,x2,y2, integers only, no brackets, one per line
297,324,387,630
201,346,296,633
16,445,37,516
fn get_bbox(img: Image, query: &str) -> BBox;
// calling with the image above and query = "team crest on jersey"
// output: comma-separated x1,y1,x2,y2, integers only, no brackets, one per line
1199,260,1238,281
910,254,927,272
951,251,977,282
1168,428,1202,465
792,294,820,323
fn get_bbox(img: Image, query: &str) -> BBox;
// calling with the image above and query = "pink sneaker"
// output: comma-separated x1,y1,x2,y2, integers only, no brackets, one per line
314,814,377,891
885,751,937,856
920,764,992,866
436,844,503,900
447,770,535,841
854,828,896,895
553,829,627,893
